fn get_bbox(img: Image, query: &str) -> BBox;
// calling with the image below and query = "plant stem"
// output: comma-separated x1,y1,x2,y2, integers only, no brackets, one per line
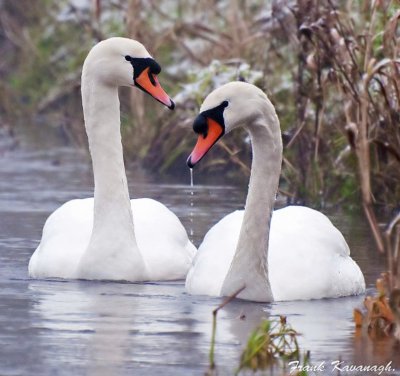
209,285,246,370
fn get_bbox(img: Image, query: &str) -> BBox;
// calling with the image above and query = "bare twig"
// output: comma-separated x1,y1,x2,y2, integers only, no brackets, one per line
208,286,246,371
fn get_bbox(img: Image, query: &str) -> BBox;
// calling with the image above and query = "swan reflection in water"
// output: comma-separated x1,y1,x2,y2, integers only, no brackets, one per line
28,280,201,375
28,280,398,374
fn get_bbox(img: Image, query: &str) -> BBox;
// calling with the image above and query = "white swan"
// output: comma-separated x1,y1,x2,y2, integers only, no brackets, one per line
29,38,195,281
185,82,365,302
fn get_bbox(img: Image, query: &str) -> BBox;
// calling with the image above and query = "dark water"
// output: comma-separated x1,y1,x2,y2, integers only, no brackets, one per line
0,137,399,376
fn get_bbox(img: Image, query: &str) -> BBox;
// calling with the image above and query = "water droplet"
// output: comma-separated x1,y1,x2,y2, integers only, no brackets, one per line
189,168,195,242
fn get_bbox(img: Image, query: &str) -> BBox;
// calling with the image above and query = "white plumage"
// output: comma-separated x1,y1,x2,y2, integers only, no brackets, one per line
29,38,195,281
30,198,195,280
186,206,365,301
185,82,365,301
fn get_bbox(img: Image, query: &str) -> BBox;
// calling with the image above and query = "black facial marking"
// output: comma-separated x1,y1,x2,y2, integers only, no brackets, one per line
125,56,162,81
148,59,161,75
148,72,156,86
193,114,208,137
192,100,229,137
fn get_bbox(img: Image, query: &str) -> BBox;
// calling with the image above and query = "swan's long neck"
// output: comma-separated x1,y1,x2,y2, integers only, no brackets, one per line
83,80,131,231
221,105,282,302
78,71,147,280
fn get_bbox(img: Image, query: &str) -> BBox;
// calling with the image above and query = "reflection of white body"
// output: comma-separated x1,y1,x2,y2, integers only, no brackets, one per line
185,82,365,301
29,38,195,281
27,281,371,375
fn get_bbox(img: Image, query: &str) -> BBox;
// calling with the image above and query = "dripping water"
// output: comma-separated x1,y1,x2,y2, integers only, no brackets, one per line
190,167,194,188
189,168,194,241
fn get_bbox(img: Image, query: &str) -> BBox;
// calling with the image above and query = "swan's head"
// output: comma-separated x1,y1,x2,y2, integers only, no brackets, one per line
187,81,271,167
83,37,174,109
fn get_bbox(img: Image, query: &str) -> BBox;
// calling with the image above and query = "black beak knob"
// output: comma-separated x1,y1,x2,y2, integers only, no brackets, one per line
192,114,208,137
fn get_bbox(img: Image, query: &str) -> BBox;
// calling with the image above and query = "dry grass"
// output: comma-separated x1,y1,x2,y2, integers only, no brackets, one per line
354,275,400,341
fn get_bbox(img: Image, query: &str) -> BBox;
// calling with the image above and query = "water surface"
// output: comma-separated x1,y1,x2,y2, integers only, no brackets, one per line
0,138,399,375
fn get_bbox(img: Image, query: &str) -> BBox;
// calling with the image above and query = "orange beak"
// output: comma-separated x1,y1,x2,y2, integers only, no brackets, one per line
187,118,224,168
134,67,175,109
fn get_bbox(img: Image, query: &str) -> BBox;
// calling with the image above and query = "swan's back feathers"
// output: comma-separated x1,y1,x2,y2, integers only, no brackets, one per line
186,210,241,296
269,206,365,301
132,198,196,280
29,198,93,279
29,198,195,281
185,205,365,301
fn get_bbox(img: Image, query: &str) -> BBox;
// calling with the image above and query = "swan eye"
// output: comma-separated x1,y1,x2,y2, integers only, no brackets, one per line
125,55,132,62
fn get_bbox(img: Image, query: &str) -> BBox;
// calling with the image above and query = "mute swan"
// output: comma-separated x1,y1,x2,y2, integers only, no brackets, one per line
185,82,365,302
29,38,195,281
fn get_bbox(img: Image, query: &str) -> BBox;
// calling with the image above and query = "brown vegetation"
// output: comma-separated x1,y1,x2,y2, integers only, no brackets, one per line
354,275,400,341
